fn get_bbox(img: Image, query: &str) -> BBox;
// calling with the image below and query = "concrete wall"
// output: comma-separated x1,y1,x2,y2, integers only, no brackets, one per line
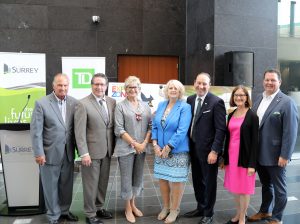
0,0,186,92
186,0,278,99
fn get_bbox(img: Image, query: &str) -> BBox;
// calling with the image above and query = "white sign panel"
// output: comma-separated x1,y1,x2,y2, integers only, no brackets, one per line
62,57,105,99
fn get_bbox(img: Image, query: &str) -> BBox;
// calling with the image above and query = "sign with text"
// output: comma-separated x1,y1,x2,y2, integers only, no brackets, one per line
62,57,105,99
0,52,46,123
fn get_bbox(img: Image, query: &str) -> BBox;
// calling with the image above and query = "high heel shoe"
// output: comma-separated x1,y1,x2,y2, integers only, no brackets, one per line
157,207,170,220
164,209,180,223
125,211,136,223
132,207,143,217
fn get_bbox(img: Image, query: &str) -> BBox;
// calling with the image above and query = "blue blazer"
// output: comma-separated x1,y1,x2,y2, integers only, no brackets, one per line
152,100,192,153
252,91,299,166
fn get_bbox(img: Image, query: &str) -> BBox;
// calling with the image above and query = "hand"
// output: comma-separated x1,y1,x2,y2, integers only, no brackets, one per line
134,142,145,154
81,155,92,166
161,145,171,158
207,151,218,164
35,156,46,166
247,167,255,176
154,145,162,157
278,156,288,167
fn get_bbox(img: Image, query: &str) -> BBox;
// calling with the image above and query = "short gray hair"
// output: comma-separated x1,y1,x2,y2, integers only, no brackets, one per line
124,76,141,89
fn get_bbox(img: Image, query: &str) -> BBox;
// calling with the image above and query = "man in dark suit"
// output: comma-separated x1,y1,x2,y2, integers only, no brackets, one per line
74,73,116,224
248,69,299,224
30,73,78,224
185,73,226,224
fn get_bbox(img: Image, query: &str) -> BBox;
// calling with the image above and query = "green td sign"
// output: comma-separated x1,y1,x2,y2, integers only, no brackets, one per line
72,68,95,88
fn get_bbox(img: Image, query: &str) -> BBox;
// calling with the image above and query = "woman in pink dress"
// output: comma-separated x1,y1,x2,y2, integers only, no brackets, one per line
223,86,259,224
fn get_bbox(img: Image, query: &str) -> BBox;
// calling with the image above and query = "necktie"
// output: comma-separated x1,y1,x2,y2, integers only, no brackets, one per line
194,97,202,120
59,100,66,123
191,97,202,141
99,100,109,125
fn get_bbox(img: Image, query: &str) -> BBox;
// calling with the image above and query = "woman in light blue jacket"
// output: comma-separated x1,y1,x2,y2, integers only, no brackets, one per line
152,80,192,223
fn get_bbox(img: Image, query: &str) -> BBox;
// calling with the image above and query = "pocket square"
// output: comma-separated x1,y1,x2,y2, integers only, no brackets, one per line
273,111,281,115
203,110,211,114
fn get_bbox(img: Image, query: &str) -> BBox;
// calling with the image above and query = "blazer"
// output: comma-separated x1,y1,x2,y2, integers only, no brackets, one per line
223,109,259,168
30,92,78,165
152,100,192,153
252,91,299,166
74,94,116,159
187,92,226,160
113,98,152,157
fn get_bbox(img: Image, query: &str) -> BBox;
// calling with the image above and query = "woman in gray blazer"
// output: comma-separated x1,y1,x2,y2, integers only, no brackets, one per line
113,76,151,223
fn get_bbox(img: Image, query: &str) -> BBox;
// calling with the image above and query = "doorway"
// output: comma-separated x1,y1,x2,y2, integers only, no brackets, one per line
117,55,179,84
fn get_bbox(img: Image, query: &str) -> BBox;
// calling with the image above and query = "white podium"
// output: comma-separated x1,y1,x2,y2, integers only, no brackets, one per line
0,123,45,216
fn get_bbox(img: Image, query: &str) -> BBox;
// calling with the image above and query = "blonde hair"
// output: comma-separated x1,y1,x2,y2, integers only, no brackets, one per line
163,80,185,100
124,76,141,89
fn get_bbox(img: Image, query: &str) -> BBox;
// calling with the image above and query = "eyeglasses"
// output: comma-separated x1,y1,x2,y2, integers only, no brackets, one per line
127,86,139,89
234,94,246,97
93,83,106,86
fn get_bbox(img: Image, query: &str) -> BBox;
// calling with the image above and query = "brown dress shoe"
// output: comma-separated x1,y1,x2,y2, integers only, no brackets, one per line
267,220,282,224
247,212,272,222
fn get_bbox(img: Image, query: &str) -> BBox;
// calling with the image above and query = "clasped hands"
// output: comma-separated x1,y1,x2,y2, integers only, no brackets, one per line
154,145,171,158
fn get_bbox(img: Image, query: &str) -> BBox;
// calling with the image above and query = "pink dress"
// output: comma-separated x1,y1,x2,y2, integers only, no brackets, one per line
224,116,256,194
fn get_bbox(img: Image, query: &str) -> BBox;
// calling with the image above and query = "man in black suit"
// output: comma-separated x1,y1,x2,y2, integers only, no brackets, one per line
185,73,226,224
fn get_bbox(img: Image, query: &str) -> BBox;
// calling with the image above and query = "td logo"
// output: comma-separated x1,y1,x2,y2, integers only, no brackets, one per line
72,68,95,88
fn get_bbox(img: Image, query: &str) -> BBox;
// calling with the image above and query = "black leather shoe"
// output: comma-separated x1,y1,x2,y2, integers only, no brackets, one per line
183,209,202,218
201,216,213,224
96,208,113,219
225,219,238,224
86,216,103,224
60,212,79,221
49,220,58,224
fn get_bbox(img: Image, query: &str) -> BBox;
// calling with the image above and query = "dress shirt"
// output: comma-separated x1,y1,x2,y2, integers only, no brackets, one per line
257,89,280,125
54,92,66,123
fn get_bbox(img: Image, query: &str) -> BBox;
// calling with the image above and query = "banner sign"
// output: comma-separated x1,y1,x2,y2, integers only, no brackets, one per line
108,82,250,113
62,57,106,99
0,52,46,123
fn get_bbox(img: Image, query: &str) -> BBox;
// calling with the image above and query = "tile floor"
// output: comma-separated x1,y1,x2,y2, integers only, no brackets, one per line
1,155,300,224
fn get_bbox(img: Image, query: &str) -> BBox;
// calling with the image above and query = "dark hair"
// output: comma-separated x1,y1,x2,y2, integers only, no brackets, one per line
91,73,108,85
229,85,252,108
263,69,281,81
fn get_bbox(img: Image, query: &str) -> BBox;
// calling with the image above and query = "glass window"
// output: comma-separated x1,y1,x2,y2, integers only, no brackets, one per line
278,0,300,156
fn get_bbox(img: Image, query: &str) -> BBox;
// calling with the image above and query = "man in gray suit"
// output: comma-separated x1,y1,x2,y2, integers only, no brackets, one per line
30,73,78,224
248,69,299,224
75,73,116,224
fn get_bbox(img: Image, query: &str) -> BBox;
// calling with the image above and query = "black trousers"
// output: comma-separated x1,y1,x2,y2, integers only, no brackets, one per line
191,154,218,217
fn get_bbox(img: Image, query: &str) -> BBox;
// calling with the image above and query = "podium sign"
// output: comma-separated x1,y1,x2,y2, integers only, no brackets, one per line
0,124,39,208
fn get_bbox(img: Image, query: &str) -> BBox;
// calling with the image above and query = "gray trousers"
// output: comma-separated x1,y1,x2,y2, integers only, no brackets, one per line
81,156,111,218
118,152,146,200
40,153,74,222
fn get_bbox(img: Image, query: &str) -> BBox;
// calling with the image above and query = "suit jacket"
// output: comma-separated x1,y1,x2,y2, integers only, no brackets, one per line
74,94,116,159
252,91,299,166
187,92,226,160
152,100,192,153
113,99,152,157
30,92,78,165
223,109,259,168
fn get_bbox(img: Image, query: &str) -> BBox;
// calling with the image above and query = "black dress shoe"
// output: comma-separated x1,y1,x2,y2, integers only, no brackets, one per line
48,220,58,224
183,209,202,218
60,212,79,221
86,216,103,224
200,216,213,224
96,208,113,219
225,219,239,224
